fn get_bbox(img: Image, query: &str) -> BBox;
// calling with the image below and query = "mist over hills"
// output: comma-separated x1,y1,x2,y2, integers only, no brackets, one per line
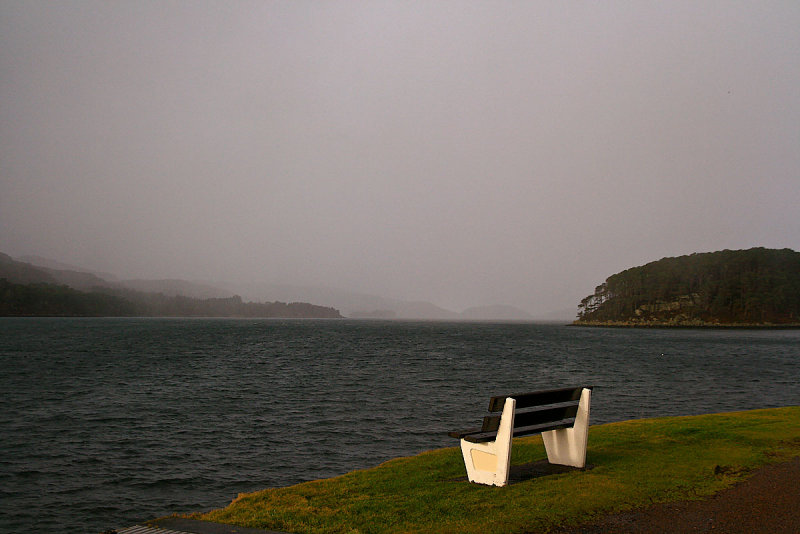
17,255,120,282
0,252,342,318
460,305,535,321
158,280,539,320
223,282,465,320
1,252,541,320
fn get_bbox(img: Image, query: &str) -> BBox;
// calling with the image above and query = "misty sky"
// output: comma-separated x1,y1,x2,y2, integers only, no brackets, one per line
2,1,799,315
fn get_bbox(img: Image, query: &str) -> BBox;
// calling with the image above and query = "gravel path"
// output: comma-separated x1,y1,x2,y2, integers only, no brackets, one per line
552,457,800,533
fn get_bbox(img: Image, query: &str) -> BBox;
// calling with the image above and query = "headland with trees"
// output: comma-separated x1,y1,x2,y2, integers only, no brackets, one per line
574,248,800,327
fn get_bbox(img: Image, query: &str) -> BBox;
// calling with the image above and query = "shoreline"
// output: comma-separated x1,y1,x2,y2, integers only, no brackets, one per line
570,321,800,329
136,457,800,534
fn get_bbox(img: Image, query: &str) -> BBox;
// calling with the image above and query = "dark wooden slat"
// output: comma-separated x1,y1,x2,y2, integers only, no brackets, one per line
488,386,590,412
515,400,580,414
511,418,575,437
515,403,579,428
463,418,576,443
481,402,580,433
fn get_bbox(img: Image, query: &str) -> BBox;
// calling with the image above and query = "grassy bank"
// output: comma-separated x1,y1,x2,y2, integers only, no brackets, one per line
190,407,800,533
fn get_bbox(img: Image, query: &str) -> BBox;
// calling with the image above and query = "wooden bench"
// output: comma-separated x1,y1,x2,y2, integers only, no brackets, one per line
448,386,592,486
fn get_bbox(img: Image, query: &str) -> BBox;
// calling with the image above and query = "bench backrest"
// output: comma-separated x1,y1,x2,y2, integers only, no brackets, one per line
481,386,591,436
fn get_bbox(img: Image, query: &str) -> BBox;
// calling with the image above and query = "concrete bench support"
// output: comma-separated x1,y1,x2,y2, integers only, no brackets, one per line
459,397,516,486
542,387,591,468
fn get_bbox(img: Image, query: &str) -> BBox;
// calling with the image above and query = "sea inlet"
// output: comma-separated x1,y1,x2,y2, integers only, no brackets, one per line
1,318,798,533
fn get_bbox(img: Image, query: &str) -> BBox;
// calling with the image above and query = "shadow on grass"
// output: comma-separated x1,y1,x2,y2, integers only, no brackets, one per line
446,459,595,485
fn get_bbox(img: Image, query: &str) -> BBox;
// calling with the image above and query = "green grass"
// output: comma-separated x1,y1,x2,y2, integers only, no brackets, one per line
191,407,800,533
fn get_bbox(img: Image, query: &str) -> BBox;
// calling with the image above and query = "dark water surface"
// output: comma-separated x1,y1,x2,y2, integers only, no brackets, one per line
1,318,798,533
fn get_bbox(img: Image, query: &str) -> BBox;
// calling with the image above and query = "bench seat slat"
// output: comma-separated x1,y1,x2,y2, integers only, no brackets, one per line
462,417,576,443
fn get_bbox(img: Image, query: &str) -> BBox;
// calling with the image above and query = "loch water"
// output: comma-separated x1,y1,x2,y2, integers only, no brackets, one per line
1,318,798,534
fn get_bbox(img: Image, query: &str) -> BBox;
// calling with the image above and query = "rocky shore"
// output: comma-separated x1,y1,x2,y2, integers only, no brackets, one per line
572,320,800,329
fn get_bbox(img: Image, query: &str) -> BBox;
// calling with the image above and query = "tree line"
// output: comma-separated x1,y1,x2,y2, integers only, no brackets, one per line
576,248,800,325
0,279,342,318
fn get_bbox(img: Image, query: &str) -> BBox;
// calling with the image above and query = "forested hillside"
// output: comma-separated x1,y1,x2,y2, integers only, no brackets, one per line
0,279,138,316
0,279,343,318
0,252,343,318
575,248,800,326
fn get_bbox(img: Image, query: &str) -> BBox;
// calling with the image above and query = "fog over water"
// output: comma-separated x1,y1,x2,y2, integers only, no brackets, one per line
1,2,798,316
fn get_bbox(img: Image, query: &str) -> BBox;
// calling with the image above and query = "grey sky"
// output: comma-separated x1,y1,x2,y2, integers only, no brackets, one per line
2,1,799,315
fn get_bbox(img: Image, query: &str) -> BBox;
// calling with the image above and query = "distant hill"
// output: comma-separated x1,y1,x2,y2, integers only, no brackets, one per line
17,255,119,281
116,278,231,299
0,252,58,285
5,253,118,290
4,252,542,320
17,255,230,298
574,248,800,326
222,282,462,320
0,279,138,317
223,282,538,320
0,254,342,318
